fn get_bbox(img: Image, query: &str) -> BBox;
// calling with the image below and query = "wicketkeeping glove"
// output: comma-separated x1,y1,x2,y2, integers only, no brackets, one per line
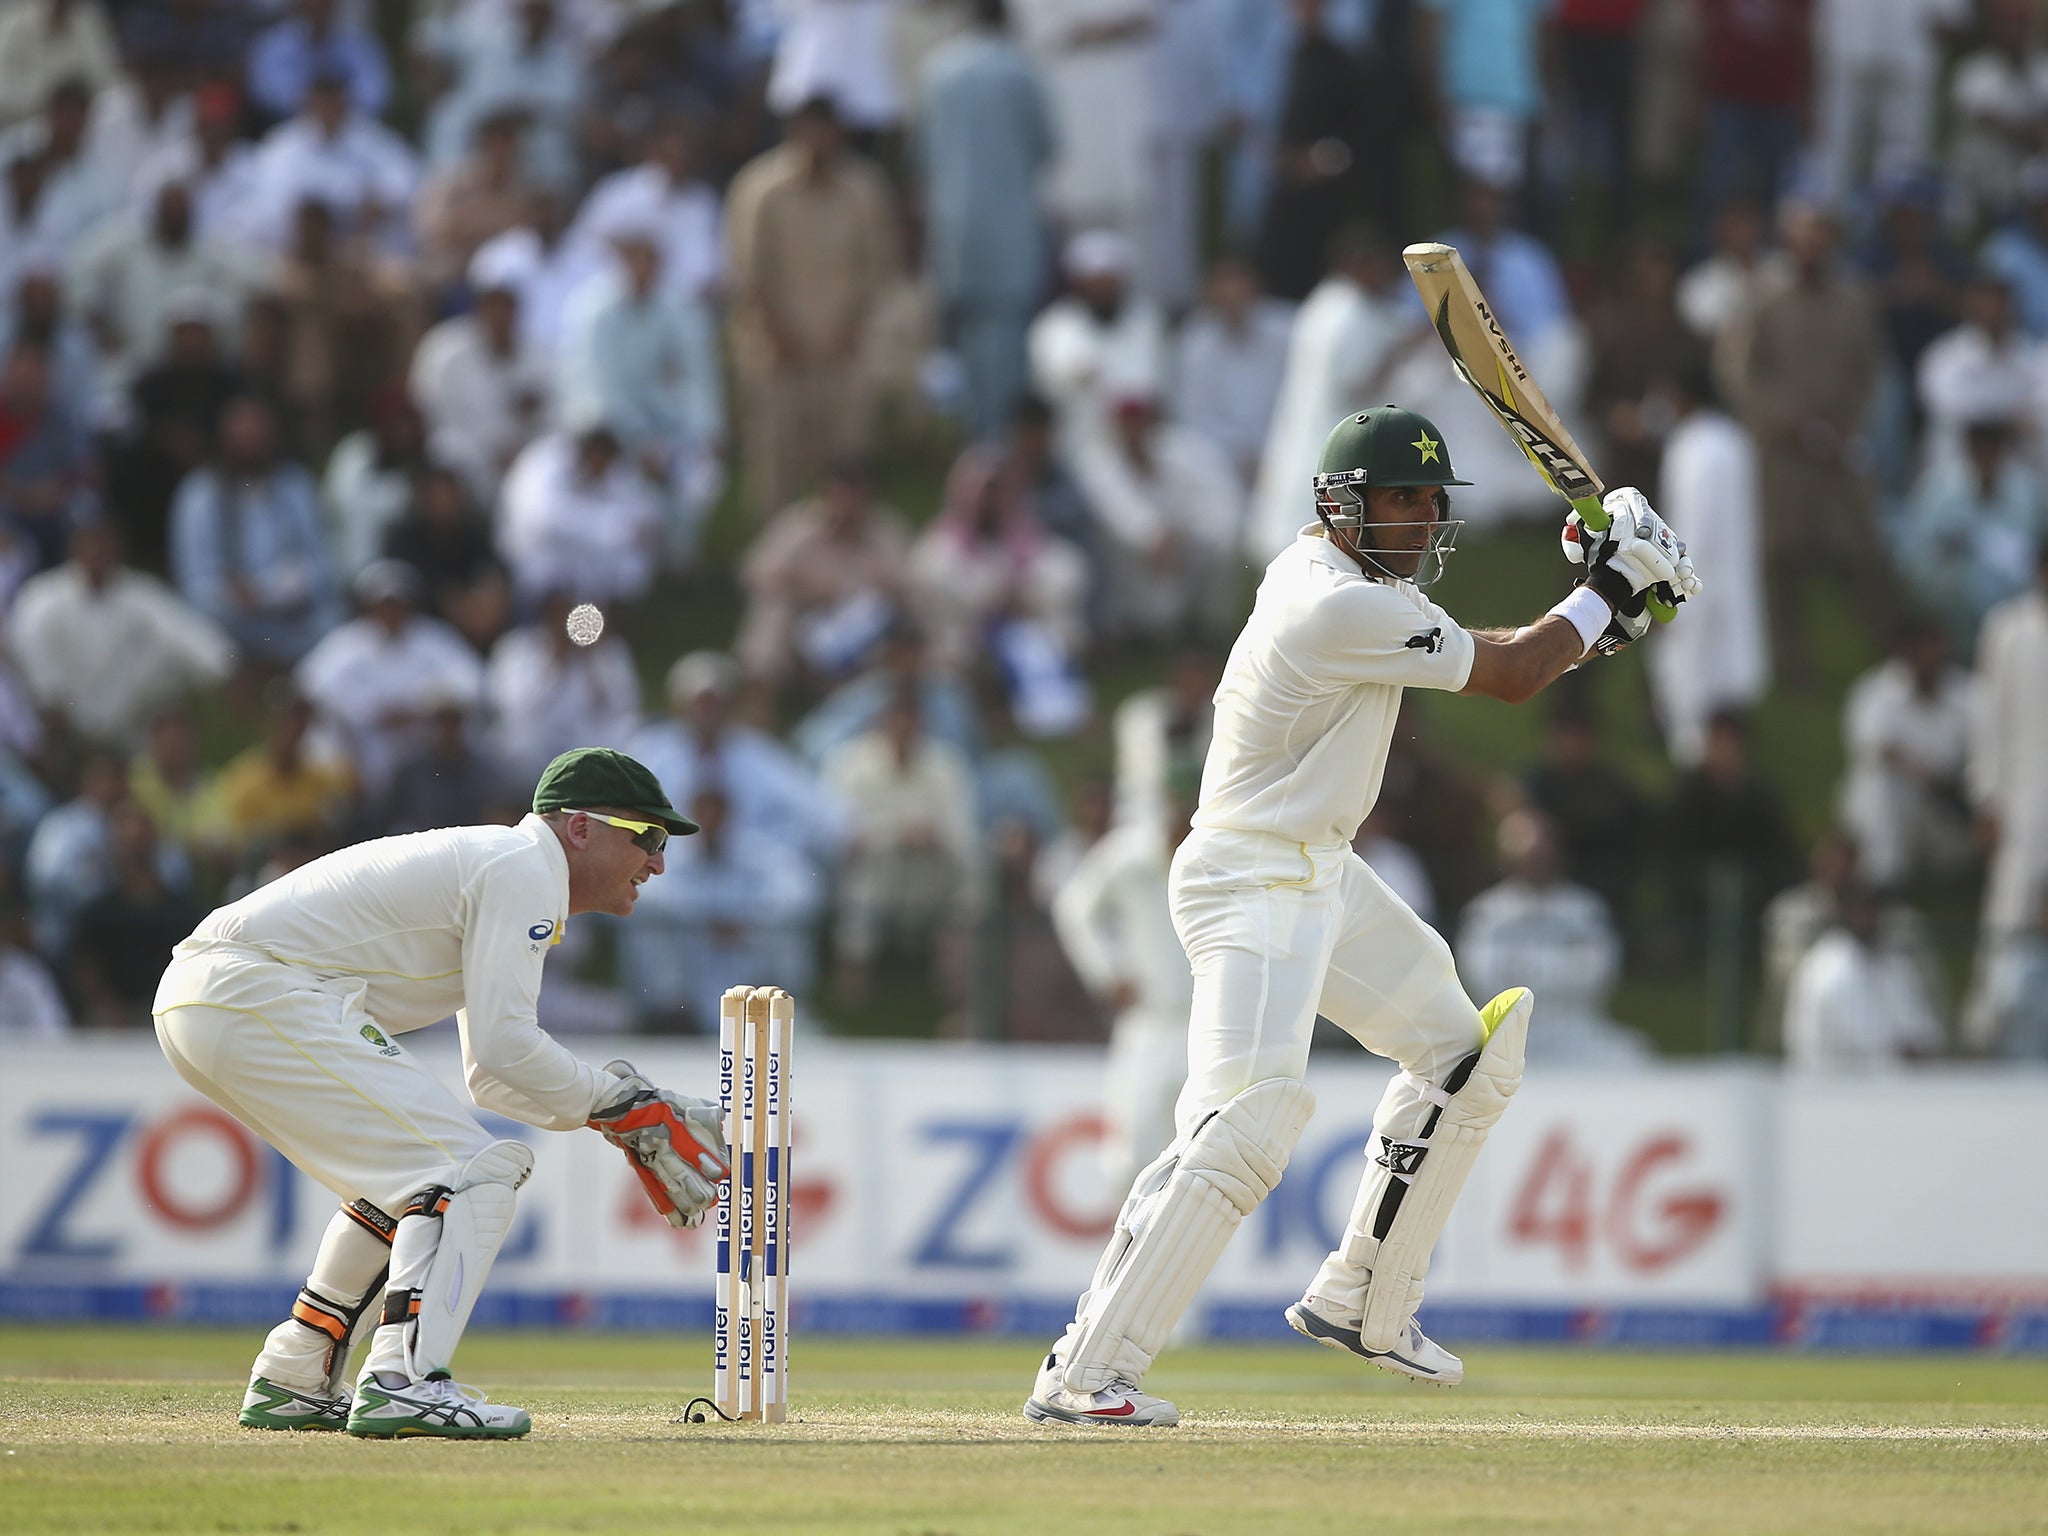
588,1060,729,1228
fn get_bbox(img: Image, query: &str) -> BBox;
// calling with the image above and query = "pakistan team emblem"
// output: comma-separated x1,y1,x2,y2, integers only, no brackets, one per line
1411,430,1441,465
360,1024,402,1057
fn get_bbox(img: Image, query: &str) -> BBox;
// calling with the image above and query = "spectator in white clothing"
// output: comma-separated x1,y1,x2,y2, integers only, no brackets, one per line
1944,0,2048,228
1838,619,1975,891
244,72,419,254
627,649,847,883
484,587,643,786
567,117,724,304
320,388,430,576
1916,272,2045,477
294,559,486,797
1171,256,1294,491
7,518,236,748
1072,393,1242,642
1784,879,1946,1067
1028,229,1168,458
1457,809,1652,1066
0,2,120,134
409,241,553,507
496,423,662,605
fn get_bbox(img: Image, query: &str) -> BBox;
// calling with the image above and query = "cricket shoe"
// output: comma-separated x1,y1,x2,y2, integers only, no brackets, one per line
239,1376,352,1431
1023,1353,1180,1427
345,1374,532,1439
1284,1297,1464,1386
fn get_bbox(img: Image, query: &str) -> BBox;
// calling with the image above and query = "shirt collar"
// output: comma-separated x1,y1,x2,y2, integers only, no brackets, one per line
1300,522,1364,578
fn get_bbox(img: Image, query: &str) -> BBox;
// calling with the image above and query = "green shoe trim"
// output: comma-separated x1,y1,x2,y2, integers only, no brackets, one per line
239,1377,348,1432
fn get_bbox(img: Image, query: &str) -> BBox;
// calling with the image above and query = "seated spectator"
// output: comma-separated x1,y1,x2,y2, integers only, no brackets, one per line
1,264,99,438
9,518,235,748
0,4,119,133
1000,393,1104,607
737,457,911,694
381,465,511,652
1898,414,2045,646
1172,257,1295,492
1028,230,1167,459
558,224,725,564
0,892,68,1039
1761,834,1942,1053
1677,196,1790,345
263,195,423,455
133,81,265,248
1983,160,2048,338
409,243,553,507
295,559,485,797
244,72,418,256
321,386,430,576
911,445,1090,676
1111,647,1219,829
823,685,982,1003
628,649,845,883
1971,885,2048,1059
248,0,394,124
1916,272,2043,477
1646,354,1770,766
0,76,121,259
497,422,662,605
617,782,822,1032
414,107,535,293
1667,708,1799,942
377,688,498,834
72,179,256,401
466,194,596,356
105,297,245,568
1784,879,1945,1068
1521,693,1648,922
1457,809,1653,1067
1944,0,2048,231
170,393,343,665
419,0,583,193
211,681,356,858
0,339,95,571
568,116,724,305
793,619,981,767
67,798,203,1029
24,748,126,955
128,705,218,854
1071,394,1242,643
1838,619,1976,890
484,587,643,787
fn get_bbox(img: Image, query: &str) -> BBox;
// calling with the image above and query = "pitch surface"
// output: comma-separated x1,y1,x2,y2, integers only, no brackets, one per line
4,1328,2046,1534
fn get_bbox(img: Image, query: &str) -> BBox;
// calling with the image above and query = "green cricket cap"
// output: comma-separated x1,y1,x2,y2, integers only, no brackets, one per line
532,747,698,835
1316,405,1471,488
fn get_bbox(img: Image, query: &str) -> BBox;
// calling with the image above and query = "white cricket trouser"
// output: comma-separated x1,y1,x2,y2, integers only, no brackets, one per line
1169,828,1484,1130
154,948,494,1213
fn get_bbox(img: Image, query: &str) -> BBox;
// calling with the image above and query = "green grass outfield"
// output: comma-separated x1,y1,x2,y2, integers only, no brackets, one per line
4,1330,2048,1535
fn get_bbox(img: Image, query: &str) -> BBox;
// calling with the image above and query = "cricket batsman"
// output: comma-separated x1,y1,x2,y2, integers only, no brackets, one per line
153,748,730,1440
1025,406,1700,1426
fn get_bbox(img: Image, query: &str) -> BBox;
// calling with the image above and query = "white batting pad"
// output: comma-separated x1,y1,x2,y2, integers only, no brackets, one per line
1315,989,1529,1353
1062,1078,1314,1393
405,1140,533,1380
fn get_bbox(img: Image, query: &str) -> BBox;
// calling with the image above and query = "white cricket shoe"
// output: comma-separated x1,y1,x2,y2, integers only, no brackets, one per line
345,1374,532,1439
1284,1297,1465,1386
1023,1353,1180,1427
239,1376,352,1431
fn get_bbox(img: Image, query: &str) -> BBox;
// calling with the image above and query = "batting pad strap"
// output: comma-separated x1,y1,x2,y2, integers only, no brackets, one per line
1547,587,1610,654
1355,989,1530,1352
1063,1078,1314,1394
403,1140,533,1381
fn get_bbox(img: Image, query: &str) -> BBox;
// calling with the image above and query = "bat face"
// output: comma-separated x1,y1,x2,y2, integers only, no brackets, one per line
1402,242,1610,532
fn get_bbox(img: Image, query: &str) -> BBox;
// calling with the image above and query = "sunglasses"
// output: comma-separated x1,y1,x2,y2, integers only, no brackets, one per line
569,809,668,855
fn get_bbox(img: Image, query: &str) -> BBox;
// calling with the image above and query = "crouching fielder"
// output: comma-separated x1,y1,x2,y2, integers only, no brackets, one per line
154,748,726,1440
1025,407,1699,1426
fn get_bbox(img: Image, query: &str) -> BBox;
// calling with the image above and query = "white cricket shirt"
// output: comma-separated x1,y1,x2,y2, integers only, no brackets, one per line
1191,527,1474,850
156,815,611,1130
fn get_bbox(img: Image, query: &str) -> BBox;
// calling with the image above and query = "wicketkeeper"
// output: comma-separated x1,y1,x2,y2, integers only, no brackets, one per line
1025,407,1700,1426
153,748,730,1440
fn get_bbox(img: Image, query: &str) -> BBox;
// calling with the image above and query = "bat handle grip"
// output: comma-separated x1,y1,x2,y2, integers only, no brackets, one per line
1571,495,1610,533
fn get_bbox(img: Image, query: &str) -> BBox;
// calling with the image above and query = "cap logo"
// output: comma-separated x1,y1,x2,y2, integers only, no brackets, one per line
1411,430,1442,465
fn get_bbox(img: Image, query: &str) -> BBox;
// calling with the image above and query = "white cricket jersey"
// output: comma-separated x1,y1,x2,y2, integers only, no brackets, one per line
1192,527,1474,850
154,815,610,1130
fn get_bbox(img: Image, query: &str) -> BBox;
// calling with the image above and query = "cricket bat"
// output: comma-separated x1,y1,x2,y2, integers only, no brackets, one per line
1402,241,1675,616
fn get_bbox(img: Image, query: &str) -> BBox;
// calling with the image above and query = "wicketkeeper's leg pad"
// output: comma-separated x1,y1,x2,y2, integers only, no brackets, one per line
1061,1077,1314,1394
253,1197,396,1395
362,1140,533,1383
1309,987,1530,1352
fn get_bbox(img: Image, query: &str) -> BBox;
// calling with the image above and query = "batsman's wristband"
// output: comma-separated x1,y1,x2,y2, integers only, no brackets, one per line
1548,587,1611,654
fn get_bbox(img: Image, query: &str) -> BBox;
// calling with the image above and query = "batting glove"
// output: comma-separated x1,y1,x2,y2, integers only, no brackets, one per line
589,1061,729,1229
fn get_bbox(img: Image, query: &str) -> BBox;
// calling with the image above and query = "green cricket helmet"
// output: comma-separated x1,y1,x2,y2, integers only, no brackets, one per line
1312,406,1470,586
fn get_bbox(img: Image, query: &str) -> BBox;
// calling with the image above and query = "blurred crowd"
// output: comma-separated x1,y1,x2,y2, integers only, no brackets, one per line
1,0,2047,1070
